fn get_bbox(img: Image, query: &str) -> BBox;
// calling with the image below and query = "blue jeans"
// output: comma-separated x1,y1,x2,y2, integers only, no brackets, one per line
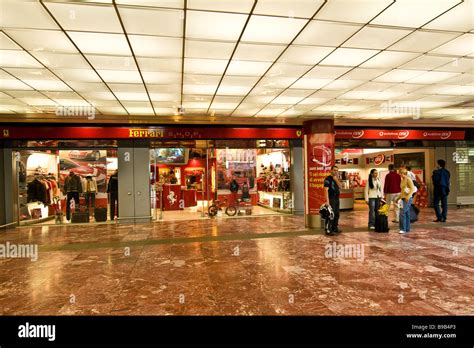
433,190,448,221
368,198,380,227
399,197,413,232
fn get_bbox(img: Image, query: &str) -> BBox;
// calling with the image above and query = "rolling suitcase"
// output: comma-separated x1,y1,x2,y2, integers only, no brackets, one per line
71,210,89,223
94,207,107,222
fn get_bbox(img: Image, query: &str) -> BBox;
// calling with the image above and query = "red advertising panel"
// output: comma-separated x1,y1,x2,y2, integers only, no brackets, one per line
335,129,465,140
0,126,303,140
305,133,335,215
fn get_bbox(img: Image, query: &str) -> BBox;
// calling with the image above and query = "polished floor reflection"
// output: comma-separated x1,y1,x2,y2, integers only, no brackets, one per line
0,205,473,315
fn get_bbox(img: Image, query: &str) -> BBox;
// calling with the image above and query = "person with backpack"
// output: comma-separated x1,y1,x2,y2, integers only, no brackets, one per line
432,159,450,222
229,176,239,206
364,169,383,230
324,166,342,235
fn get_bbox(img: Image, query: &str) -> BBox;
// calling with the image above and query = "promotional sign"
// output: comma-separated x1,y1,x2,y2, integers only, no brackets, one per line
335,129,465,140
305,133,335,215
0,126,303,140
374,153,385,166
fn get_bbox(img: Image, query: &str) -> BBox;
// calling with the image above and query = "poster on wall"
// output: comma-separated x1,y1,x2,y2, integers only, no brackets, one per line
305,133,335,215
394,152,425,169
216,149,257,191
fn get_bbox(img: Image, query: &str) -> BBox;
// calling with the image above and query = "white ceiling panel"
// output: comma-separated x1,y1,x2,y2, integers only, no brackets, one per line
241,16,307,44
243,95,274,104
182,101,211,109
258,76,299,89
320,48,380,67
215,85,253,95
291,77,332,89
116,0,184,8
305,66,351,79
360,51,420,68
182,95,212,102
95,106,127,114
5,29,78,54
18,98,57,106
234,43,286,62
271,95,306,105
442,73,474,85
374,69,426,83
184,58,228,75
0,0,58,30
66,82,111,92
22,79,72,91
295,21,361,47
389,31,460,53
81,91,117,100
31,52,90,69
342,68,389,80
0,32,21,50
97,69,143,83
371,0,460,28
4,68,57,81
119,7,183,36
343,27,412,49
186,11,247,41
424,0,474,32
226,60,272,76
254,0,325,19
185,40,235,60
109,83,146,93
68,32,131,55
114,92,150,101
279,45,333,65
0,50,43,68
322,79,365,90
435,58,474,73
129,35,182,57
0,78,33,90
87,55,137,71
298,96,330,105
146,84,181,93
45,3,122,33
400,55,453,70
406,71,460,84
430,34,474,56
142,71,181,84
183,84,217,95
125,107,155,115
315,0,393,23
267,63,313,77
187,0,253,13
183,74,220,85
137,57,181,72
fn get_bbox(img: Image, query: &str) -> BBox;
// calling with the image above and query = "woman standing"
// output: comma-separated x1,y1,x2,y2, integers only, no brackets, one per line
398,168,416,234
365,169,383,230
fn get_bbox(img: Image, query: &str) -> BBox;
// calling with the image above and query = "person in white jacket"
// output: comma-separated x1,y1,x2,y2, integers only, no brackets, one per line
365,169,383,230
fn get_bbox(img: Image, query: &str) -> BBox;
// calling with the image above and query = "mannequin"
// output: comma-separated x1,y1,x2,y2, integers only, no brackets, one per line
82,175,98,218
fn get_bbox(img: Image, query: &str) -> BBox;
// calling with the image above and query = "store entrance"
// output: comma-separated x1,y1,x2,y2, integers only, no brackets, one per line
15,143,118,226
150,140,294,221
334,147,434,229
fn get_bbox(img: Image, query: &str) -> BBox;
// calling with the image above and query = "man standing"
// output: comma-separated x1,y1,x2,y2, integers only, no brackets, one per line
432,159,450,222
107,170,119,221
384,164,401,223
63,171,82,221
324,166,342,235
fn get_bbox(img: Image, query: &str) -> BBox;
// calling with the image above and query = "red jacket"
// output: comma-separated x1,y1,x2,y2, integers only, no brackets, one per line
384,171,401,194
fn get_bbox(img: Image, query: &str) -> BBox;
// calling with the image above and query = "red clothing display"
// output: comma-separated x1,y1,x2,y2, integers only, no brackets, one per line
384,171,401,194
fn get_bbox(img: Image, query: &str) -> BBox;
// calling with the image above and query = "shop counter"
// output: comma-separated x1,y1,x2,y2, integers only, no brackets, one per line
182,189,197,207
162,184,182,210
340,189,354,210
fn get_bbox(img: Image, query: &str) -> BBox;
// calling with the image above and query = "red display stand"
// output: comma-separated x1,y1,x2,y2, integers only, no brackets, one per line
162,184,182,210
182,189,197,207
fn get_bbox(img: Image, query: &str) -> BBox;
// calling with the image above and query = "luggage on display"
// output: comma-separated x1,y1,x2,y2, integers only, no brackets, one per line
410,204,420,223
94,207,107,222
375,214,389,233
71,211,89,223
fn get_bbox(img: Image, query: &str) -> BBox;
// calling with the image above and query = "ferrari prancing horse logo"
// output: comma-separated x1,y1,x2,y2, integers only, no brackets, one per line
3,129,9,137
296,130,302,137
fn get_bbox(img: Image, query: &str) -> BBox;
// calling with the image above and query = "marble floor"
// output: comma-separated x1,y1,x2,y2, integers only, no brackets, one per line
0,204,472,315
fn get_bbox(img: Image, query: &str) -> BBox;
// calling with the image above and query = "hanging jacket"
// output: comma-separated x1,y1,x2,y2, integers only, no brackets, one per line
64,174,83,194
27,179,47,203
82,176,98,193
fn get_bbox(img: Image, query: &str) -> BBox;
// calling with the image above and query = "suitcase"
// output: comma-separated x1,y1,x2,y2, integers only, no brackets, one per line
71,211,89,223
94,207,107,222
375,214,389,233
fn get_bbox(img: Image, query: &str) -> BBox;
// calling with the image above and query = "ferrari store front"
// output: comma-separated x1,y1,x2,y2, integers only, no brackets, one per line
0,126,302,227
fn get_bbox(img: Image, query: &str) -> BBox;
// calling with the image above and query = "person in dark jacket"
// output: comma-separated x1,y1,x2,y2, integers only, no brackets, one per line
63,171,82,221
107,170,119,221
324,166,342,235
432,159,450,222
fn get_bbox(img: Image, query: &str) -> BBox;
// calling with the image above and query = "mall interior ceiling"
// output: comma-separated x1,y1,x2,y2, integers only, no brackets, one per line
0,0,473,127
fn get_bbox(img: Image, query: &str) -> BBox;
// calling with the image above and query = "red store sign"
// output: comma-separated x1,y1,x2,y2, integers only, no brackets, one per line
335,129,465,140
